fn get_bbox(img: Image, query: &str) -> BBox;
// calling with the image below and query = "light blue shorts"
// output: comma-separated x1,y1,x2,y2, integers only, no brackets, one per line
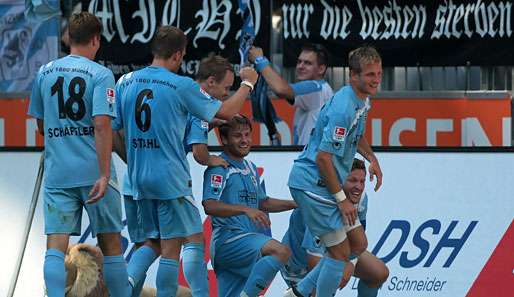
44,184,123,237
123,195,146,243
213,232,272,297
137,196,203,240
289,187,344,238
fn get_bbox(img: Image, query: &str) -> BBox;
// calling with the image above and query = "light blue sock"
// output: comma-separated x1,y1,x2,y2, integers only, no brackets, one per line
295,257,325,297
358,279,379,297
128,246,158,290
44,249,66,297
103,255,130,297
182,242,209,297
156,257,179,297
242,255,283,297
316,256,345,297
132,274,147,297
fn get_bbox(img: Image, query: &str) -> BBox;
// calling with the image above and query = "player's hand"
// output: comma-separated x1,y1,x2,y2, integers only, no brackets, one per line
207,156,229,168
209,118,227,130
87,176,109,204
248,46,264,63
338,199,357,226
240,66,258,86
369,159,383,191
245,208,271,228
339,260,355,288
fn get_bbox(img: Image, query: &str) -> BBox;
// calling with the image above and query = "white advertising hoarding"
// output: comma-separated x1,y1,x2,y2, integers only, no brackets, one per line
1,151,513,297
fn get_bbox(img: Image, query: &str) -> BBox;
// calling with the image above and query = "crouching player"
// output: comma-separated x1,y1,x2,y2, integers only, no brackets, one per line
202,115,297,297
282,159,388,296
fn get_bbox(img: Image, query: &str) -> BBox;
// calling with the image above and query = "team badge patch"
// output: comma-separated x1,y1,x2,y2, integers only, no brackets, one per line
106,88,115,104
201,120,209,129
333,126,347,141
211,174,223,188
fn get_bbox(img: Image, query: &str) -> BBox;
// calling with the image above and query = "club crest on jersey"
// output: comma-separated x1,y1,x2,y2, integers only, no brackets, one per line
333,126,346,141
201,120,209,129
106,88,115,104
211,174,223,188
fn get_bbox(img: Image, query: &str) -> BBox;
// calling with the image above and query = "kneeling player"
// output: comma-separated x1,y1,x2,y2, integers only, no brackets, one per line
202,115,297,297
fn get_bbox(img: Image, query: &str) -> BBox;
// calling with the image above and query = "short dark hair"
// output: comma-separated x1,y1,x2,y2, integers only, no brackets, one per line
348,46,381,74
151,26,187,59
196,54,234,83
219,115,253,140
351,158,366,172
301,43,329,66
68,12,102,46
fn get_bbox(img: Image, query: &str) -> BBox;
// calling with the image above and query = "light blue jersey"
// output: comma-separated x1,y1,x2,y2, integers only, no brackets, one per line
28,54,116,188
288,85,370,198
112,66,221,200
290,80,333,145
202,152,268,245
183,114,209,153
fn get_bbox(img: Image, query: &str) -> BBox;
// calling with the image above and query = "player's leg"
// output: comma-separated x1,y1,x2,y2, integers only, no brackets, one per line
157,197,204,297
43,187,81,297
183,232,209,297
84,184,130,297
242,239,290,297
286,188,352,297
125,196,160,296
216,269,247,297
353,251,389,297
346,225,367,257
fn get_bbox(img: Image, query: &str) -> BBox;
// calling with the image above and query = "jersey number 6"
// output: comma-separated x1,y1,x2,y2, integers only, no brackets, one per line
135,89,153,132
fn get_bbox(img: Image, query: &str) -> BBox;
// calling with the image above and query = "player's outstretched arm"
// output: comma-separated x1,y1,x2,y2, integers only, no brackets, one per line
259,198,297,213
215,67,259,120
202,199,270,227
192,144,228,167
88,115,112,204
357,137,382,191
249,46,294,101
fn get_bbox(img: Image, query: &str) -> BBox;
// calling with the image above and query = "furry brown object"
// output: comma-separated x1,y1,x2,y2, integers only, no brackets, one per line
64,243,193,297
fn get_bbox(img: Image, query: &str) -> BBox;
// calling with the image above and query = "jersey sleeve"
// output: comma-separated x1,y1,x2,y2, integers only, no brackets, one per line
27,66,44,119
186,116,209,146
111,75,125,130
178,78,222,122
291,80,322,111
202,165,228,201
318,102,353,157
92,68,116,118
253,162,268,201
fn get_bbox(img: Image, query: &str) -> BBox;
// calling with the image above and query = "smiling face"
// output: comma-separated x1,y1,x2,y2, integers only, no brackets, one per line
351,61,382,98
222,124,252,160
295,50,326,81
343,168,366,204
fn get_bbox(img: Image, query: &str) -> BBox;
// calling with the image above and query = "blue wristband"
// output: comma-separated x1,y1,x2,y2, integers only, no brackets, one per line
254,56,270,73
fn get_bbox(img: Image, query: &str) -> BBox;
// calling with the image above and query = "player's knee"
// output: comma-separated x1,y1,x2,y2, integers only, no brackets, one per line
376,264,389,285
97,233,122,256
273,244,291,264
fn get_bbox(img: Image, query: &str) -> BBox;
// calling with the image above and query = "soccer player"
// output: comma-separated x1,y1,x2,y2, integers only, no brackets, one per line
284,46,383,297
282,159,389,297
28,12,129,297
112,26,258,296
248,44,333,145
202,115,297,297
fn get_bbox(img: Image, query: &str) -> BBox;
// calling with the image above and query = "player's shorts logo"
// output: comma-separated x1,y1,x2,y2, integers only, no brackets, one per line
201,120,209,129
211,174,223,188
333,126,346,141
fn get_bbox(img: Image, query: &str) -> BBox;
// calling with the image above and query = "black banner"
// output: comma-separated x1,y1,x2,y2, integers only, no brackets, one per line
280,0,514,67
80,0,270,78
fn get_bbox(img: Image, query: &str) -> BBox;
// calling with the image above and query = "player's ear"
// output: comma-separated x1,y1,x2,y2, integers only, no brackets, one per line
207,76,216,87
